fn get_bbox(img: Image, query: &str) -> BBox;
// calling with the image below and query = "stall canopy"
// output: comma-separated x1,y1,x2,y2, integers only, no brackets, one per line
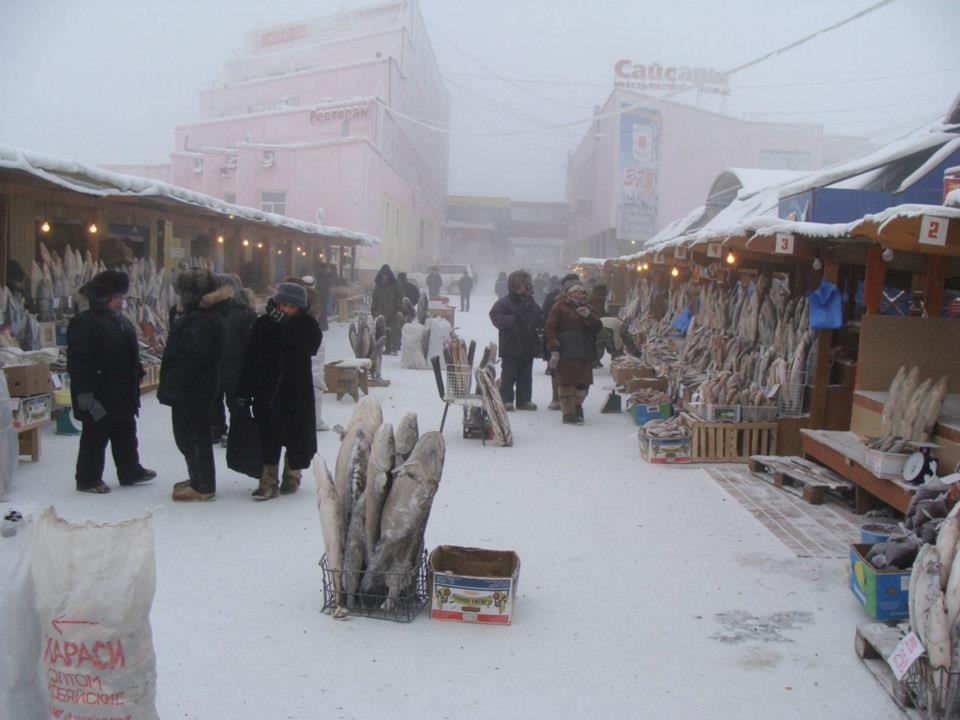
0,144,380,247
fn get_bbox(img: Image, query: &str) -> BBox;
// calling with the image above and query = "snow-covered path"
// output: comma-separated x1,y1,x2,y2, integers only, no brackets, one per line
3,293,902,719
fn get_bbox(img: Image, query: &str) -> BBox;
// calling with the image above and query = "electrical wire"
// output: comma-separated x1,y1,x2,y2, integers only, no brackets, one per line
743,94,954,117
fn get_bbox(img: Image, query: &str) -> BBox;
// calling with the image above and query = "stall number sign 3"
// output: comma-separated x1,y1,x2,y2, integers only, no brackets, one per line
920,215,948,246
774,233,795,255
888,631,924,680
706,242,722,259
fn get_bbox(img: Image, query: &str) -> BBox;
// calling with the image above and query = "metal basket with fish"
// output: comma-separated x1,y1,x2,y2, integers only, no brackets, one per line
907,659,960,719
320,550,430,622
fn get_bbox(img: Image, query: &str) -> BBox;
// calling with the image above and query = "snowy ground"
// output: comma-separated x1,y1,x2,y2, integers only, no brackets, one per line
3,292,904,719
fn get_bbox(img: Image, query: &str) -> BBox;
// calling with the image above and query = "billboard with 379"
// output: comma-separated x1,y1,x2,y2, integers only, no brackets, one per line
617,105,661,242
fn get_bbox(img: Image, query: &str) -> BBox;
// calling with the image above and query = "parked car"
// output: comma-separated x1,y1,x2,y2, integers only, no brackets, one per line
408,263,476,295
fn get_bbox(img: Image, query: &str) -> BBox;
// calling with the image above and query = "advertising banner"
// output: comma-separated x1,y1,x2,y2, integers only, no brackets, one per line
617,106,661,242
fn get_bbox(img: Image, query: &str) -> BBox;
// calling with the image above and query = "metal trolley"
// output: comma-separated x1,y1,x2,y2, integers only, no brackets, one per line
430,340,490,440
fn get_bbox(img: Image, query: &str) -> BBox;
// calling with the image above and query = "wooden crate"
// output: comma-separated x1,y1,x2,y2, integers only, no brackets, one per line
680,412,777,463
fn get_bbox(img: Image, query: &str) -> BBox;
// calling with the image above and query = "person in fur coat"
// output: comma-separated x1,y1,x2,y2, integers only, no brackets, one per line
158,268,230,501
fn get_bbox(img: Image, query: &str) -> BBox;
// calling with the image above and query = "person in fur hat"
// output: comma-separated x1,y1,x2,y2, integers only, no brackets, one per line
544,282,601,425
158,268,231,501
488,270,542,410
67,270,156,494
209,274,258,445
238,281,322,500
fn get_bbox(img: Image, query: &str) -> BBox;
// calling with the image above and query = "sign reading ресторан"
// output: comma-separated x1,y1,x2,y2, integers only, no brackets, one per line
309,105,371,124
614,60,729,96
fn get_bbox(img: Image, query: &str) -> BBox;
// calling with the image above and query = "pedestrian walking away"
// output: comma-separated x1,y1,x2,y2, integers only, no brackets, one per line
67,270,156,494
426,266,443,299
458,270,474,312
489,270,542,411
158,268,230,501
209,274,258,447
494,271,509,299
238,282,322,500
544,282,601,425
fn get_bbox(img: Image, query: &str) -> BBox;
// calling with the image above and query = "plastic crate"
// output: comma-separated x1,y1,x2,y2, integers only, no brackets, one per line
319,551,430,622
863,447,910,481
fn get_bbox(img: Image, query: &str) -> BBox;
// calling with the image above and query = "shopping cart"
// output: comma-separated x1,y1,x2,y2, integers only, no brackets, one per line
431,340,488,440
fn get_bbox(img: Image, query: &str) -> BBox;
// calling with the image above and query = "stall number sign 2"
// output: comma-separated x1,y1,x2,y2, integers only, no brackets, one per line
774,233,795,255
920,215,948,246
887,631,925,681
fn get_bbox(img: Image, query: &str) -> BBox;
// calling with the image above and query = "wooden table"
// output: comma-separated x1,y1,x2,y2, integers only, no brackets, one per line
16,420,47,462
801,428,916,513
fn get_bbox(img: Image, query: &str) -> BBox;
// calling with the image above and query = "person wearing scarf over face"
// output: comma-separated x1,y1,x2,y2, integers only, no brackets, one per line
67,270,156,494
543,283,601,425
238,282,322,500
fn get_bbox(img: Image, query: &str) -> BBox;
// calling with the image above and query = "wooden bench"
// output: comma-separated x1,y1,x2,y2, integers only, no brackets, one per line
801,428,916,514
16,421,46,462
748,454,855,505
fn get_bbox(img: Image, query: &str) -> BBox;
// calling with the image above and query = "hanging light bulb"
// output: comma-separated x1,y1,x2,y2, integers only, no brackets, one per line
228,214,235,220
636,263,643,272
256,241,264,249
242,239,250,247
217,235,225,244
812,257,822,271
40,220,51,233
296,246,302,252
725,252,736,265
671,267,680,277
882,247,894,262
642,263,649,271
88,222,98,234
277,249,283,255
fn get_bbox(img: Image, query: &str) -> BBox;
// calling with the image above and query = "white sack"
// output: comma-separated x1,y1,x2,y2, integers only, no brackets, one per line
31,507,159,720
0,515,45,719
425,317,452,364
401,323,430,370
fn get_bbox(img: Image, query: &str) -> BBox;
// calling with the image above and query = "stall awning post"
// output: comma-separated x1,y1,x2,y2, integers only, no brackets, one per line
925,254,947,318
863,245,884,315
809,258,839,429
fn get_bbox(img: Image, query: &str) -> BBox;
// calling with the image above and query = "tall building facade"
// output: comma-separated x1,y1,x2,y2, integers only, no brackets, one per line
566,88,875,261
109,0,448,275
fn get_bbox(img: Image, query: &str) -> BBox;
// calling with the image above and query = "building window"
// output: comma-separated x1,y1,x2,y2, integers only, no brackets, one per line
261,191,286,215
759,150,810,171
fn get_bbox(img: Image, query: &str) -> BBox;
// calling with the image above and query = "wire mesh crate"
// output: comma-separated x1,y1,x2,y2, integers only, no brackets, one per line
443,363,474,400
777,369,810,418
907,659,960,719
319,551,430,622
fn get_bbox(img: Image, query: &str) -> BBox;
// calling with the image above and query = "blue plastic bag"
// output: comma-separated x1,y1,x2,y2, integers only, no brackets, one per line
671,307,692,335
808,280,843,330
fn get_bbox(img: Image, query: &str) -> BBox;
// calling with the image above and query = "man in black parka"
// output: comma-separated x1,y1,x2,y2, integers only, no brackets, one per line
67,270,156,494
238,282,322,500
209,274,258,445
158,268,230,501
488,270,543,411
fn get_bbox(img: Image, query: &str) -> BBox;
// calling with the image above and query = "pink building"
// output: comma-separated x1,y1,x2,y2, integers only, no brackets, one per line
566,88,875,261
108,0,448,277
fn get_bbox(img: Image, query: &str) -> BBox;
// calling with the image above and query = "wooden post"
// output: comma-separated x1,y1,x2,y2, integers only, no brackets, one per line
809,258,839,430
925,254,946,318
863,245,884,315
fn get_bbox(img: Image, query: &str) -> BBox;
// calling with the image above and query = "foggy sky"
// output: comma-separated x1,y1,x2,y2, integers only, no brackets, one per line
1,0,957,203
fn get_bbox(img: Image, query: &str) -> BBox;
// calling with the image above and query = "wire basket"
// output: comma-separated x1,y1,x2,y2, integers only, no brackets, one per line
907,658,960,719
319,551,430,622
777,369,810,417
443,364,473,400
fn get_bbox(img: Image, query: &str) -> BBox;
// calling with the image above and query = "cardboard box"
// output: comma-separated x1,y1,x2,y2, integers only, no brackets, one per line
638,430,691,463
633,403,673,426
690,402,742,423
427,306,455,326
849,543,910,621
611,364,655,386
429,545,520,625
324,362,359,397
3,365,54,397
10,393,52,428
623,375,669,394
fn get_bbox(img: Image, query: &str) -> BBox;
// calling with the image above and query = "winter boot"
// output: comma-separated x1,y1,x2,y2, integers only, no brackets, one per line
279,458,301,495
562,413,578,425
548,400,561,411
172,485,215,502
502,402,515,412
516,402,538,411
575,405,584,424
173,479,191,491
252,464,279,500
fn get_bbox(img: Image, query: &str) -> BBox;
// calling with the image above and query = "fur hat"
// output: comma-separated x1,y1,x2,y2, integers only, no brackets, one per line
507,270,532,294
561,273,581,289
273,282,308,309
80,270,129,304
566,282,586,295
176,268,219,311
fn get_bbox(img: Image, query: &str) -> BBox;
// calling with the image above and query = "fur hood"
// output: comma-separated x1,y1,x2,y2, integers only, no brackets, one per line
175,268,220,312
200,284,235,308
508,270,532,295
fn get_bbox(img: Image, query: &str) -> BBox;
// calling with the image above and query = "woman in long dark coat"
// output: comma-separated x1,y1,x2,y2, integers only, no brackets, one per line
209,274,258,445
67,270,155,493
544,283,601,425
238,282,322,500
158,269,230,501
370,264,403,354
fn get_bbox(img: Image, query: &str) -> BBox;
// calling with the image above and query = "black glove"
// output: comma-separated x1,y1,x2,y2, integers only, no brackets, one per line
76,392,107,422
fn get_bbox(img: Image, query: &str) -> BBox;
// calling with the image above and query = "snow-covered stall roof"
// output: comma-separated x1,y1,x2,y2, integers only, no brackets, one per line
0,144,380,247
778,118,960,198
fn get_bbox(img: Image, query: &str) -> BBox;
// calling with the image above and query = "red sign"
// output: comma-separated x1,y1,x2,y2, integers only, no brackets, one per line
309,105,370,124
259,25,310,47
945,176,960,203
